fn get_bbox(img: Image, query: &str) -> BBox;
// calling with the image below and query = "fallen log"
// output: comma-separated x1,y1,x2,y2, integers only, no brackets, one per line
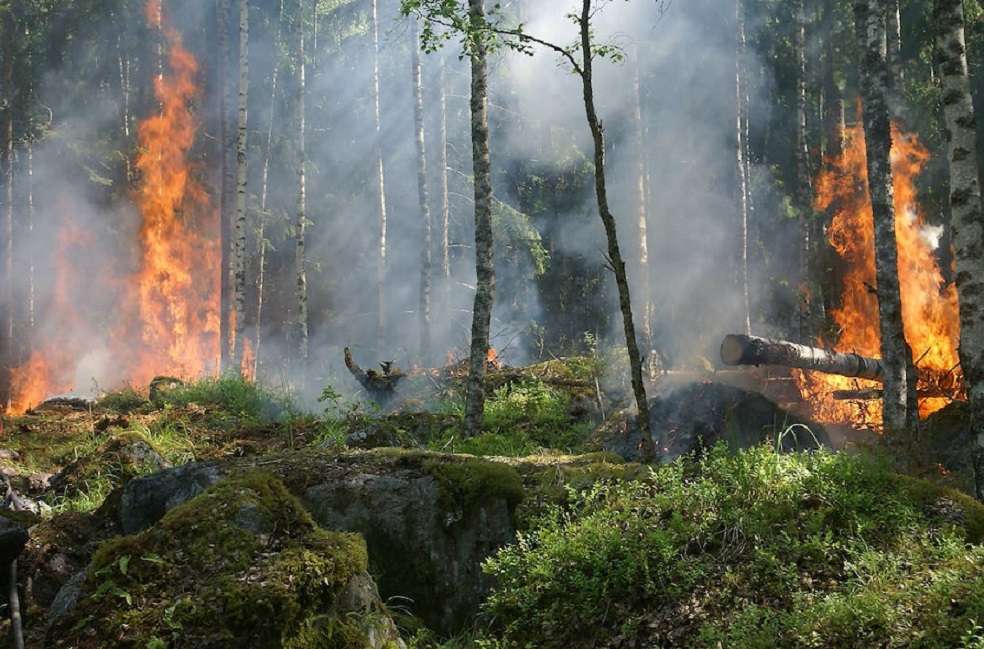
832,388,951,401
720,334,884,381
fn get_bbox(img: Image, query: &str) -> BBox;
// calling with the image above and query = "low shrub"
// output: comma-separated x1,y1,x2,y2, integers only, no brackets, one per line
481,445,984,648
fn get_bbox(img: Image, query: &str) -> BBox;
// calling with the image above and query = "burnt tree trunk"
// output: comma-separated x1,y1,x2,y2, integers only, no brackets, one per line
854,0,916,434
2,7,14,407
721,334,884,380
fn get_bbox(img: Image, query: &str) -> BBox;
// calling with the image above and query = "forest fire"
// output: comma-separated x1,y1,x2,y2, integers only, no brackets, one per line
126,0,220,388
795,122,964,427
5,0,218,414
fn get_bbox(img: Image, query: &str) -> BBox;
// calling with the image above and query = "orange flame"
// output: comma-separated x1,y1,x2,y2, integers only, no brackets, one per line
124,3,220,388
6,2,218,414
796,122,963,426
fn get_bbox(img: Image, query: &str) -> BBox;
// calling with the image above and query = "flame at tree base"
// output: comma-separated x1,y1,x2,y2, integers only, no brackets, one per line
795,122,964,428
5,0,220,415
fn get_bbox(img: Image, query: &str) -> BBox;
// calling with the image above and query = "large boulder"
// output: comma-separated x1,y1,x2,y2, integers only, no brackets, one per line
47,472,404,649
119,450,525,633
591,382,829,462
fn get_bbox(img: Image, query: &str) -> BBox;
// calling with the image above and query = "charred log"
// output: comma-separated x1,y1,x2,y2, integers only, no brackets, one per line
344,347,405,401
721,334,884,380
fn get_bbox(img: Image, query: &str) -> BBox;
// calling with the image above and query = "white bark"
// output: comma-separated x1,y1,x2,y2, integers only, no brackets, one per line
232,0,249,370
935,0,984,498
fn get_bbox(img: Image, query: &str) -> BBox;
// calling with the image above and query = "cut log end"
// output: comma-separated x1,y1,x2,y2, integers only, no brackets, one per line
720,334,749,366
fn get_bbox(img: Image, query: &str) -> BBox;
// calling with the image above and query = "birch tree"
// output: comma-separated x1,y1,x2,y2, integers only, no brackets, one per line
370,0,389,346
2,4,14,408
736,0,751,336
232,0,249,370
255,0,285,379
411,22,434,363
294,0,309,370
218,0,234,371
795,0,814,337
933,0,984,499
854,0,916,434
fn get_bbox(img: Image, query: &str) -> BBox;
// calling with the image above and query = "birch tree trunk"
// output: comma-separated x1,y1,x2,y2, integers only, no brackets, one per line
218,0,234,372
439,55,451,313
2,7,14,408
631,50,655,362
370,0,389,347
232,0,249,370
412,24,433,363
934,0,984,499
736,0,752,336
255,0,285,379
795,0,814,338
885,0,903,87
463,0,496,438
823,0,845,159
577,0,653,457
294,0,309,371
854,0,916,435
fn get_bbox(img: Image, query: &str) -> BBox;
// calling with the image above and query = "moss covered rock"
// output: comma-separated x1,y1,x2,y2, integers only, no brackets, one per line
120,450,523,635
48,472,404,649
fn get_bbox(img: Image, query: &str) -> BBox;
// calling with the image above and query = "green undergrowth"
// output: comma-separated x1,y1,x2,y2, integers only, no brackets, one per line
154,375,295,423
48,472,383,649
478,445,984,649
426,379,594,457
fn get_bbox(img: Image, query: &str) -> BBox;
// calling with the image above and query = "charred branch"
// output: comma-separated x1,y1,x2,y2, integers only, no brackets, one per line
344,347,405,402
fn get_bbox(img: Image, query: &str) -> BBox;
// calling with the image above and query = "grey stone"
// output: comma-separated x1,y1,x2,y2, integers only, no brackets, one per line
120,462,223,534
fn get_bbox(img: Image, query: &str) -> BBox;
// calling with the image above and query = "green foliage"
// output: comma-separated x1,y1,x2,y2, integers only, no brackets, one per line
429,379,592,457
481,445,984,648
158,375,293,423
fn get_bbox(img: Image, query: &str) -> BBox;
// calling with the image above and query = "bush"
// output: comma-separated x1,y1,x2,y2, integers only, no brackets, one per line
481,445,984,648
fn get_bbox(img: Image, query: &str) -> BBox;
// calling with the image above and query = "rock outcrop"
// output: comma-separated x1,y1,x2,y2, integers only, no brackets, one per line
119,449,524,633
48,472,405,649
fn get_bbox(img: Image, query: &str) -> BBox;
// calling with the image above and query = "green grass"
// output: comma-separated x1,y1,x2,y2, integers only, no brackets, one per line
96,387,151,414
479,444,984,649
157,375,294,423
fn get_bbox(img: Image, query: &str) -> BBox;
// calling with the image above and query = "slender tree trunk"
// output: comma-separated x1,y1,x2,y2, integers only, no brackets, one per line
295,0,309,371
463,0,495,438
116,14,133,185
2,7,14,408
370,0,388,347
578,0,653,457
823,0,845,159
795,0,814,338
885,0,903,87
255,0,285,379
218,0,234,372
439,54,452,314
630,50,655,368
411,24,433,363
232,0,249,370
934,0,984,499
855,0,915,434
736,0,752,336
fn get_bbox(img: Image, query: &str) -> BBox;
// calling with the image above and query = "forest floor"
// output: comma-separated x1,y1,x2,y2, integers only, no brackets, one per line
0,362,981,648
